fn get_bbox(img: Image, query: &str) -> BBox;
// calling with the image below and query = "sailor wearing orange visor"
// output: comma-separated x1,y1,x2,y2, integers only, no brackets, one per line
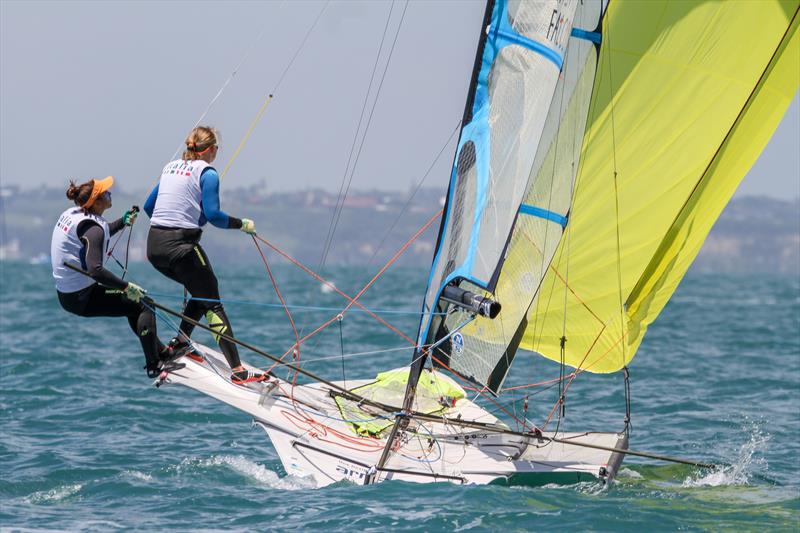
50,176,170,377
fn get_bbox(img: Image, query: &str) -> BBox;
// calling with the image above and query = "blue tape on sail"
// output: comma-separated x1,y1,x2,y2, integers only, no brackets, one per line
519,204,568,227
496,28,564,69
571,28,601,44
463,105,491,288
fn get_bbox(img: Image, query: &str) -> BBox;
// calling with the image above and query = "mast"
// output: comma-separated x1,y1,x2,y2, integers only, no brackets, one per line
403,0,496,414
367,0,496,484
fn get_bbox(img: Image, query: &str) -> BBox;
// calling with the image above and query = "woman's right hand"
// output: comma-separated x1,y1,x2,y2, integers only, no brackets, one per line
240,219,257,235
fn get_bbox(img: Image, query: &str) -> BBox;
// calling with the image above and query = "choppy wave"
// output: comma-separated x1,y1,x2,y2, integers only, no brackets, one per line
25,484,82,504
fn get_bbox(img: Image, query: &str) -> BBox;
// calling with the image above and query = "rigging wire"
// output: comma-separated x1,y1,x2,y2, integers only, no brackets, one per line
364,120,462,269
536,9,613,430
317,0,411,272
318,0,398,272
169,2,283,161
220,0,331,181
141,290,442,316
605,1,626,370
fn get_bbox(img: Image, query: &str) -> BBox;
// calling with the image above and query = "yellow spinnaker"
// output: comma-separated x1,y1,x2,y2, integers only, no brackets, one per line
523,0,799,373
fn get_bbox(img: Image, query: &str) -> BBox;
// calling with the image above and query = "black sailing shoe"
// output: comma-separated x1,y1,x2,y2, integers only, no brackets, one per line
165,337,204,363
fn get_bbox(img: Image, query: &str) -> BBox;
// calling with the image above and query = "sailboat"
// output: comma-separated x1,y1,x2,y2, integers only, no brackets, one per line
156,0,799,487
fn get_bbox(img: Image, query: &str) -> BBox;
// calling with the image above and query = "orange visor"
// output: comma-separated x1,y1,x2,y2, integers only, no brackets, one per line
82,176,114,209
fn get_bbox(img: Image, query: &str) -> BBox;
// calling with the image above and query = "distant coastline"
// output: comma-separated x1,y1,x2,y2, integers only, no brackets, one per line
1,184,797,274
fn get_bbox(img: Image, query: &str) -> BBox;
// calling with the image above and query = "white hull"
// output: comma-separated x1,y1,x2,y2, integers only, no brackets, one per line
161,344,628,488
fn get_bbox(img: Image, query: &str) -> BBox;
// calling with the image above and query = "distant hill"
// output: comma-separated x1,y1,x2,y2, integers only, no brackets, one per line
1,184,797,274
693,196,799,274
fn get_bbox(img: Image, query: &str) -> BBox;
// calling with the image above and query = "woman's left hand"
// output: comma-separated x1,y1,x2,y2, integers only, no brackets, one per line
123,208,138,226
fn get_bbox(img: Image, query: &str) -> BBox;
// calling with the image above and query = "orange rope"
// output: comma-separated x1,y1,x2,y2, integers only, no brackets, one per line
500,373,577,392
253,208,442,349
253,234,416,346
252,236,302,383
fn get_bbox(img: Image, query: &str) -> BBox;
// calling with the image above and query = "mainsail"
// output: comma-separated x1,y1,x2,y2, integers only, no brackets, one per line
417,0,605,392
415,0,799,392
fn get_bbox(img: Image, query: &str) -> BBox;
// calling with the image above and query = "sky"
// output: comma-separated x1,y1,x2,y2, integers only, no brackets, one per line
1,0,798,199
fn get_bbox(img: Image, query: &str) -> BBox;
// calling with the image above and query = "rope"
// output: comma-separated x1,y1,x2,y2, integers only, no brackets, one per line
252,235,301,361
299,344,410,364
219,1,330,181
318,0,410,271
170,3,281,161
319,0,399,271
252,210,441,374
219,95,274,180
338,314,347,388
253,208,442,347
142,290,440,316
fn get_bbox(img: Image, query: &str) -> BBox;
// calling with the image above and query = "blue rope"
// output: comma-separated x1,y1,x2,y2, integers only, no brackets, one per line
145,290,443,316
144,300,184,339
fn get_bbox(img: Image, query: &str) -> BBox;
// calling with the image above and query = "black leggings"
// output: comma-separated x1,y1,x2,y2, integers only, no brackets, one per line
147,227,241,369
58,284,162,371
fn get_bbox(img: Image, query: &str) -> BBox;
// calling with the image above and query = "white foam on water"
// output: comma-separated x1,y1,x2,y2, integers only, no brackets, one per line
365,505,437,522
682,421,770,488
617,467,643,479
181,454,317,490
453,516,483,531
25,483,82,504
122,470,153,482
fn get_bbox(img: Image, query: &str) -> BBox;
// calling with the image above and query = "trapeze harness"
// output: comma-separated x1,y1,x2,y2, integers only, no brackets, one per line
145,159,245,370
50,207,162,373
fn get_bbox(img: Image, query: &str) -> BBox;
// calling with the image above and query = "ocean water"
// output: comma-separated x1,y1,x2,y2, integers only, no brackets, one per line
1,260,798,532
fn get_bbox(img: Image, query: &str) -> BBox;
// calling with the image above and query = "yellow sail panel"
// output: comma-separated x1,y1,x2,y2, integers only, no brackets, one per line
523,0,799,373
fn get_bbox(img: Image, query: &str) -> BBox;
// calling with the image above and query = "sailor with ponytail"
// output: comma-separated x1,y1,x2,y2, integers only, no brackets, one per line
144,126,265,385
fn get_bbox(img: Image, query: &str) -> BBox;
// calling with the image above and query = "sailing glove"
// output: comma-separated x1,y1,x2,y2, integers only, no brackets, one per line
122,209,138,226
124,282,147,303
240,218,257,235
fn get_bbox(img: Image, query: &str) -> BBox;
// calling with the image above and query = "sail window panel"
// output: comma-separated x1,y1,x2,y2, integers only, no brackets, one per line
422,141,479,315
476,44,561,284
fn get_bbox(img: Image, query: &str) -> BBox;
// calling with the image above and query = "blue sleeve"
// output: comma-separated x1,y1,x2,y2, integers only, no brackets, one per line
144,183,159,218
200,168,233,229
